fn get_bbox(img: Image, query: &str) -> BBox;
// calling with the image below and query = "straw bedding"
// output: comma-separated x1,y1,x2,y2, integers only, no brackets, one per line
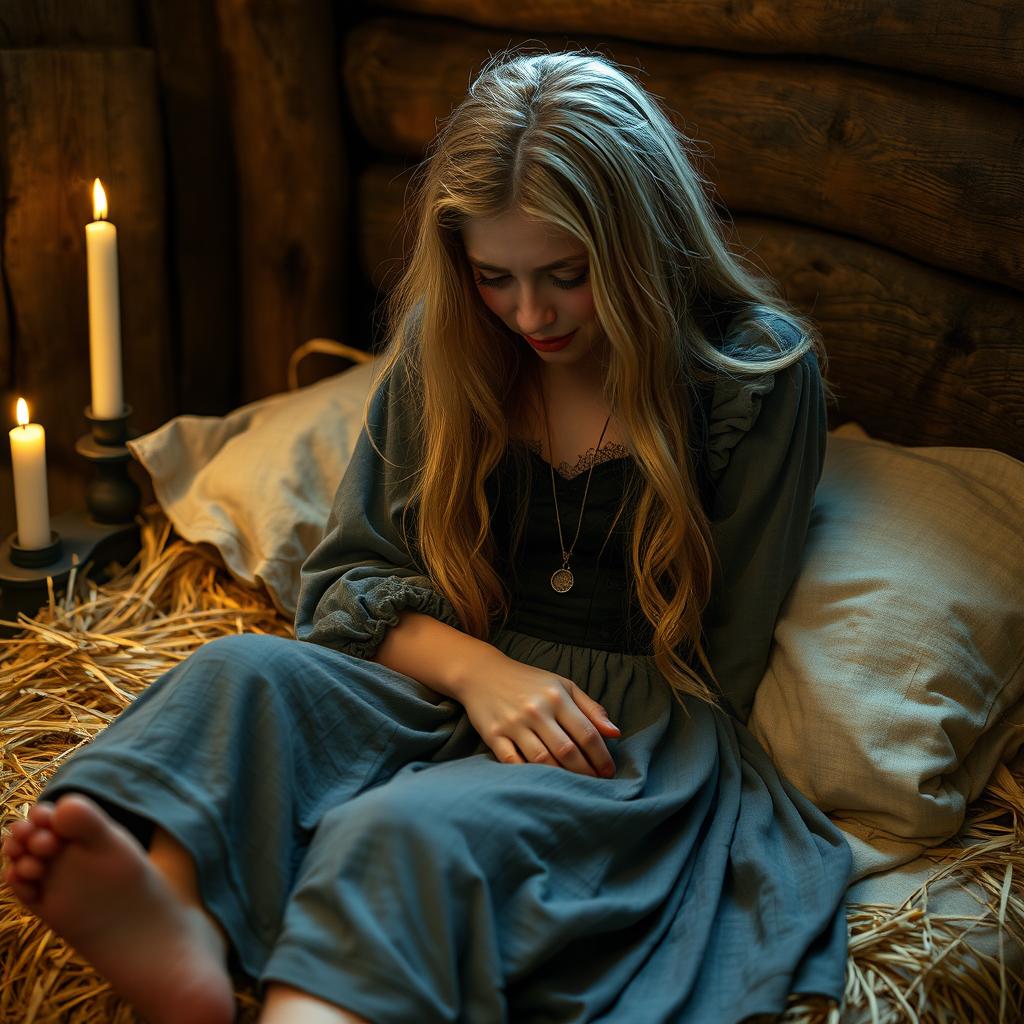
1,503,1022,1023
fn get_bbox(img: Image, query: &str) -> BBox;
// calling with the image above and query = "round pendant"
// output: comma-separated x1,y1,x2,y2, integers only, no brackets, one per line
551,568,574,593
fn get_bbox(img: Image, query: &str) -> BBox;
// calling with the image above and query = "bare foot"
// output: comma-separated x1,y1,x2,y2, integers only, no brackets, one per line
1,794,236,1024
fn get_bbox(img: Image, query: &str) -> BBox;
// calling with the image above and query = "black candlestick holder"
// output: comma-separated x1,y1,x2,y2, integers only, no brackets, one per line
0,403,144,637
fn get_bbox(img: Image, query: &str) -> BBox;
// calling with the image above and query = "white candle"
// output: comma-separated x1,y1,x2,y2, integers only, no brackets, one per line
9,398,51,550
85,178,124,420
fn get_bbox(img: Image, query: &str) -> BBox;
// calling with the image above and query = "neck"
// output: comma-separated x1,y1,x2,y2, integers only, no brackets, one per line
537,351,608,399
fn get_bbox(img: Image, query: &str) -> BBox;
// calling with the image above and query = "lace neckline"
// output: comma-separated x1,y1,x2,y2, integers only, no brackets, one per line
516,437,634,481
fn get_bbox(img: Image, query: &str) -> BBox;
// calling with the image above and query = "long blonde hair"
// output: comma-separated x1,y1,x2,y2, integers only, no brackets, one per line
363,46,835,717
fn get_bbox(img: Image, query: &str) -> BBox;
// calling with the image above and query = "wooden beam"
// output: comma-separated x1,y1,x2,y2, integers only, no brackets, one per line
0,1,140,46
342,17,1024,292
361,0,1024,100
214,0,350,403
144,0,239,415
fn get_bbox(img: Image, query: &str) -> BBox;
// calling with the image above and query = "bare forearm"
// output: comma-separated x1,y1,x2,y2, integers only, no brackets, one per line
369,610,506,700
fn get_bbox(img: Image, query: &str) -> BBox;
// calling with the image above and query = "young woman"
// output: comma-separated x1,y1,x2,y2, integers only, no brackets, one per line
2,47,851,1024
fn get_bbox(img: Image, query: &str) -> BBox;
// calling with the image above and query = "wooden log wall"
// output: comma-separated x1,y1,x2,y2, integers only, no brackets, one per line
0,0,354,542
348,2,1024,460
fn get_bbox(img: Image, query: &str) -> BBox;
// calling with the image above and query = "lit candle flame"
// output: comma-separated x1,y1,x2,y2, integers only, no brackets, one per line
92,178,108,221
16,397,29,427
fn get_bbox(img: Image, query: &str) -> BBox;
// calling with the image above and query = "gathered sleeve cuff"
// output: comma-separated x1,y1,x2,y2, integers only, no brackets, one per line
293,356,465,661
697,341,828,724
296,567,464,663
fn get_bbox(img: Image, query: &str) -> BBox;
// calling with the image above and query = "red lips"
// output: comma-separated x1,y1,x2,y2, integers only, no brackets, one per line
526,330,575,343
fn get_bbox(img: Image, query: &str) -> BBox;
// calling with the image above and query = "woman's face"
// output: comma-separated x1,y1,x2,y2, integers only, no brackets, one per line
461,209,605,377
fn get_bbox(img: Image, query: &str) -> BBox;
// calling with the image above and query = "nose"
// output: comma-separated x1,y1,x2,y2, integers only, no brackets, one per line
514,283,557,336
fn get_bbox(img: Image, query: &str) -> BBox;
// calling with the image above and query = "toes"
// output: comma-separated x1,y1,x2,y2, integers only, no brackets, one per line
26,829,60,859
51,793,108,845
27,802,56,828
2,834,26,860
3,864,40,905
9,819,35,843
12,854,45,880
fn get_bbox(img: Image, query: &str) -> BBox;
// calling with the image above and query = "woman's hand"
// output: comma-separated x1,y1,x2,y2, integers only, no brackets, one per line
457,652,620,777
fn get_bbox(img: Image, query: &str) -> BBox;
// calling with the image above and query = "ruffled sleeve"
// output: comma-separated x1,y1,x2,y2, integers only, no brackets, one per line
697,343,828,725
293,354,465,660
704,367,777,482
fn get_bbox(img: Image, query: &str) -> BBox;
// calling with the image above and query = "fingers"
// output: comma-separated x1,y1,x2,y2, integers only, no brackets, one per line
491,730,610,778
581,693,621,736
521,698,601,776
485,685,620,778
491,737,525,767
497,729,580,773
573,692,620,774
539,717,616,778
572,720,617,777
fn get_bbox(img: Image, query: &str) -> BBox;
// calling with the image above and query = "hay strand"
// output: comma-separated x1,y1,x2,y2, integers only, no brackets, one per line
1,503,1022,1023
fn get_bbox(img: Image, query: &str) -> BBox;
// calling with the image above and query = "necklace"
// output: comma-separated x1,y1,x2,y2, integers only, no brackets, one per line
540,380,612,593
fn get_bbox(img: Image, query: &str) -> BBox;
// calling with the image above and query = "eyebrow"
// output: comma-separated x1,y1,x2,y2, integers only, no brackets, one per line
468,255,586,273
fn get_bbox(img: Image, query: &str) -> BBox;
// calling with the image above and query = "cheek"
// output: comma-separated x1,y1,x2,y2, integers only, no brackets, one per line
476,287,507,318
479,291,499,313
573,292,598,319
569,289,596,322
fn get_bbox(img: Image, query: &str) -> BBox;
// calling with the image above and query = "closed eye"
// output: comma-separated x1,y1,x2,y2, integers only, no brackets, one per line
475,268,589,290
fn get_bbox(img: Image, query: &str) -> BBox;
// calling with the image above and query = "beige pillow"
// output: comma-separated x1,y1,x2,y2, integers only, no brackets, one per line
748,423,1024,884
127,359,379,619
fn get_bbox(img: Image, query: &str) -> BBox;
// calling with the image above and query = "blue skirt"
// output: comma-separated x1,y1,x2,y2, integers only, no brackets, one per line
39,630,851,1023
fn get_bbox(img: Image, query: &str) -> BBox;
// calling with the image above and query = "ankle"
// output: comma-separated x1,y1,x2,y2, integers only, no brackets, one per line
260,982,373,1023
148,826,230,960
148,826,200,899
